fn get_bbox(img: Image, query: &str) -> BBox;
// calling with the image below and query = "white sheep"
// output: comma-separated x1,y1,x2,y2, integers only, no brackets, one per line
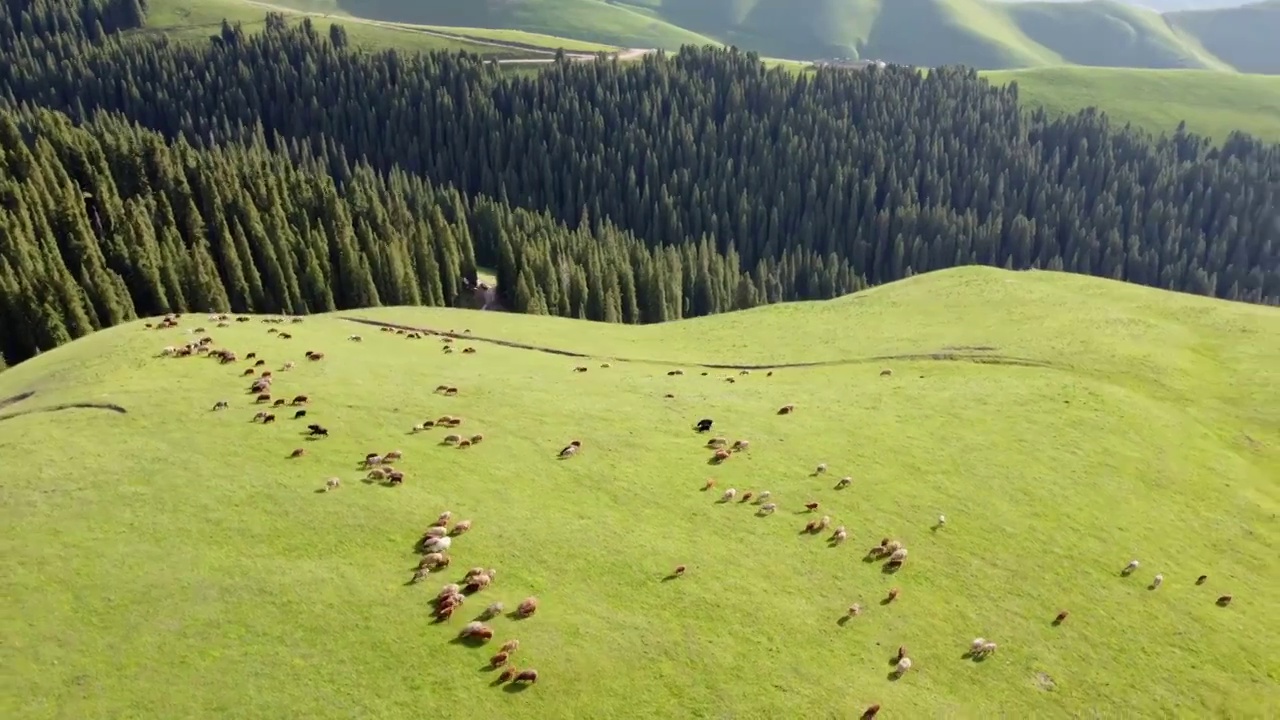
282,361,296,370
756,491,772,503
364,455,383,468
815,463,828,474
889,548,908,563
348,335,363,342
833,528,848,544
970,638,986,652
385,450,403,461
1124,559,1140,574
424,536,453,553
722,488,737,502
1151,573,1164,589
895,657,913,675
324,477,340,492
836,476,851,488
436,511,453,524
759,502,777,514
847,603,862,617
937,514,946,526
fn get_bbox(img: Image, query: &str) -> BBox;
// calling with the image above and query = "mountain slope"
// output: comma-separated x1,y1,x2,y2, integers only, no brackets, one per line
310,0,1278,71
3,268,1278,719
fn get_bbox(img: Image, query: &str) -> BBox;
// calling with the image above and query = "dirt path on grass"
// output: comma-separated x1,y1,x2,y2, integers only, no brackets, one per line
0,391,127,423
239,1,656,65
341,317,1057,371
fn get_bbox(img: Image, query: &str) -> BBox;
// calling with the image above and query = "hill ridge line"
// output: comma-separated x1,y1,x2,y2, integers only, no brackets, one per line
341,316,1058,370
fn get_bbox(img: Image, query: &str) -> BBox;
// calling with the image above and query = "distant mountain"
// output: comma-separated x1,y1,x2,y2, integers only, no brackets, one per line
330,0,1280,72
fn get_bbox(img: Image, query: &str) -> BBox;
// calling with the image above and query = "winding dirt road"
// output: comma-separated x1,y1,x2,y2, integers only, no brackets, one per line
239,0,656,64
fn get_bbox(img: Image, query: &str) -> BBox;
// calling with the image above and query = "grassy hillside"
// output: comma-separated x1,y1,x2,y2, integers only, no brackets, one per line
1167,1,1280,74
3,267,1278,719
287,0,1280,72
982,67,1280,141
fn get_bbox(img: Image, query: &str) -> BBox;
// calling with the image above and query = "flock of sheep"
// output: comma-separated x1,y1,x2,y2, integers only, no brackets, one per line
151,311,1237,715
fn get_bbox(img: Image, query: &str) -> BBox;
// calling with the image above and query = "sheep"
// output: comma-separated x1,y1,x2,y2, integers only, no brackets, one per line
1216,594,1233,606
243,368,256,377
970,638,986,653
489,651,510,668
731,439,750,452
282,361,295,371
600,362,611,368
482,602,505,620
458,622,494,641
263,414,276,424
977,642,997,656
937,514,947,526
894,657,912,675
1054,610,1069,625
758,503,777,515
418,552,447,569
1151,574,1164,589
324,477,340,491
412,423,425,433
444,387,459,396
702,478,716,491
706,437,728,449
367,467,389,481
513,669,539,684
667,369,684,376
435,511,453,525
443,434,462,445
293,410,307,419
895,646,907,663
694,418,714,432
497,666,517,683
516,596,539,618
273,399,287,407
387,471,405,486
861,704,881,720
888,548,908,563
450,520,472,536
756,491,771,503
457,439,472,449
384,450,403,461
740,491,754,503
846,603,862,617
253,411,268,422
363,455,384,468
307,352,323,360
464,574,492,594
309,427,328,437
434,385,450,394
721,488,737,502
424,536,452,553
348,335,363,342
885,588,900,603
818,515,831,530
423,526,448,539
671,565,688,578
559,441,581,458
212,400,229,411
885,540,903,554
291,395,308,405
1196,575,1208,585
461,348,476,354
713,448,731,462
1123,559,1140,575
777,404,795,415
804,502,819,512
469,434,484,444
836,476,852,489
254,359,266,368
290,448,306,458
255,393,271,404
832,528,848,544
438,584,462,600
573,366,588,373
880,369,893,377
814,463,828,474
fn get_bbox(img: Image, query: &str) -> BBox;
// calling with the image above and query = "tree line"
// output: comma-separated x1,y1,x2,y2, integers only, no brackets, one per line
0,1,1276,362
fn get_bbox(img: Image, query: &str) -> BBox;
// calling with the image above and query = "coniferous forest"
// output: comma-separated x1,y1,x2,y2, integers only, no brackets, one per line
0,0,1277,364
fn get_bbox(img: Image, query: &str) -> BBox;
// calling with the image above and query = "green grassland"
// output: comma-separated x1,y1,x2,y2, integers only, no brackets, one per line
280,0,1280,72
981,66,1280,142
2,267,1277,718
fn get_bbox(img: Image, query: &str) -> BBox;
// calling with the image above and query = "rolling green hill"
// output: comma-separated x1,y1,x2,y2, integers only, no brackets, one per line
2,267,1277,718
981,67,1280,141
290,0,1279,71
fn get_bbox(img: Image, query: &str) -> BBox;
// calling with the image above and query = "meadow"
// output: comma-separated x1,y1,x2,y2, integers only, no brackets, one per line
2,267,1277,719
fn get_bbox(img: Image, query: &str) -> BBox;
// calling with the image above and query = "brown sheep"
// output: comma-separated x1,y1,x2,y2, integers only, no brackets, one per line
861,704,881,720
446,418,462,427
289,448,306,458
263,414,276,424
384,450,403,461
418,552,447,569
435,604,457,621
1054,610,1069,625
459,622,494,641
1196,575,1208,585
559,441,582,458
880,369,892,377
308,352,324,361
706,437,728,449
740,491,754,503
422,526,448,539
573,366,588,373
886,588,900,603
777,404,796,415
497,666,517,683
444,387,459,396
1216,594,1233,606
513,669,539,684
451,520,472,536
255,393,271,403
464,575,492,594
804,502,819,512
387,471,405,485
443,434,462,445
490,651,510,668
673,565,687,577
434,385,449,393
243,368,256,376
462,348,477,354
272,398,287,407
457,439,472,449
517,596,539,618
291,395,308,405
731,440,750,452
254,359,266,367
713,449,731,462
895,646,907,662
702,478,716,491
499,639,520,654
470,434,484,444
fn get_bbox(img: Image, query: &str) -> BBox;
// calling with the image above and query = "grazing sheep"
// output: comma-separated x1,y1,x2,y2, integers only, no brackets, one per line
1123,559,1140,574
309,427,328,437
307,352,323,360
255,393,271,403
804,502,819,512
451,520,472,536
672,564,687,577
895,646,907,663
462,347,476,354
490,651,510,668
516,596,539,618
263,414,276,424
348,335,362,342
254,359,266,367
436,511,453,524
740,491,754,503
889,548,908,563
777,404,795,415
731,440,750,452
847,603,862,617
443,434,462,445
756,491,771,503
212,400,229,410
702,478,716,491
559,441,582,458
815,463,828,474
836,476,851,489
364,455,383,467
497,666,517,683
513,669,539,684
424,536,453,553
444,387,459,396
423,526,448,540
694,418,714,432
667,369,684,376
1196,575,1208,585
458,622,494,641
706,437,728,449
291,395,308,405
600,363,611,368
293,410,306,419
464,574,492,594
499,639,520,654
273,399,287,407
713,449,731,462
832,528,848,544
282,361,295,370
482,602,505,620
894,657,912,675
758,503,777,515
937,514,947,526
880,369,893,377
861,704,881,719
885,540,902,554
367,467,389,481
438,584,462,600
722,488,737,502
724,377,736,383
469,434,484,444
970,638,986,653
290,448,306,458
1054,610,1069,624
977,642,997,656
886,588,900,603
385,450,403,461
387,471,405,486
324,477,340,491
1151,574,1164,589
457,439,472,449
243,368,256,376
253,411,268,422
1216,594,1232,606
818,515,831,530
434,385,450,394
866,545,888,559
573,366,588,373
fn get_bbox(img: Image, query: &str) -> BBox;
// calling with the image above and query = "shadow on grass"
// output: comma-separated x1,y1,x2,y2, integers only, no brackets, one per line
837,615,853,627
502,682,532,694
661,574,681,582
881,563,902,575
